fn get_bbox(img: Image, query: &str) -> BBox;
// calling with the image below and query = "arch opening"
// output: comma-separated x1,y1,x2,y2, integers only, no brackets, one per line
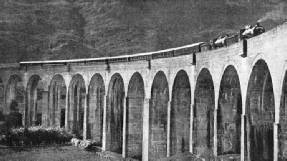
26,75,43,126
106,73,125,153
68,74,86,139
6,75,24,115
49,75,66,127
246,60,274,161
87,74,105,146
126,72,144,159
194,68,214,158
170,70,191,156
149,71,169,160
217,66,241,156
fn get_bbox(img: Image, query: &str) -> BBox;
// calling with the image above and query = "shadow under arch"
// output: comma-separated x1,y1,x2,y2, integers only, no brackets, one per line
279,69,287,160
49,74,66,127
194,68,215,158
149,71,169,160
217,65,242,156
0,77,4,120
170,70,191,156
6,75,24,115
26,75,43,126
245,59,274,161
68,74,86,138
126,72,144,159
106,73,125,154
87,73,105,146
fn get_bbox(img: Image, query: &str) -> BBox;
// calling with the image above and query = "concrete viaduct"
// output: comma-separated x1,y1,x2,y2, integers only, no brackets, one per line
1,22,287,161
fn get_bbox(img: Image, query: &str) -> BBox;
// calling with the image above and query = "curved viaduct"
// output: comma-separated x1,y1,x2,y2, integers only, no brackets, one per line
2,23,287,161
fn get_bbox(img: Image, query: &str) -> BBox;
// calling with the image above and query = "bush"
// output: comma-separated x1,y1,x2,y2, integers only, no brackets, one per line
4,112,22,128
0,111,5,121
0,111,22,137
0,126,73,146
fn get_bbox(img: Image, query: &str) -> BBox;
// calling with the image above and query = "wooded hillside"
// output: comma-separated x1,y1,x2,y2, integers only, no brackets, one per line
0,0,286,62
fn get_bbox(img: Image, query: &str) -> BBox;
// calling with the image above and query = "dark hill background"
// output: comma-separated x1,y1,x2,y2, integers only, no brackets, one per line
0,0,286,63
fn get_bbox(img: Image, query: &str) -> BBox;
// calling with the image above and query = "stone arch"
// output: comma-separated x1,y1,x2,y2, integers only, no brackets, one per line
217,65,241,156
126,72,144,159
87,73,105,145
106,73,125,153
195,63,210,80
245,59,274,161
149,71,169,160
218,61,241,88
68,74,86,138
48,74,66,127
194,68,215,158
170,70,191,156
26,75,43,126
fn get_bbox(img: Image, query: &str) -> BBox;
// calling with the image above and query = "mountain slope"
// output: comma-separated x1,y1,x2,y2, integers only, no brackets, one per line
0,0,286,62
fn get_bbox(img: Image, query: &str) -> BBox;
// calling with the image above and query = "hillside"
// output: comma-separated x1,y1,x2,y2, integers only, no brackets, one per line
0,0,286,63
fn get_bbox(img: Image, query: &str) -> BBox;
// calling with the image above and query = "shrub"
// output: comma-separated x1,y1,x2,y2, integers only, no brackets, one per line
1,126,73,146
0,111,22,139
4,112,22,128
0,110,5,121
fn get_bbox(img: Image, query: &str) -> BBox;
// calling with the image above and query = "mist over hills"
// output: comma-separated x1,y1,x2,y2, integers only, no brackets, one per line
0,0,286,63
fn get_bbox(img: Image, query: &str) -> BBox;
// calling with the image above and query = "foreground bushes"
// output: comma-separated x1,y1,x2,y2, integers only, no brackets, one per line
0,126,73,146
0,111,22,133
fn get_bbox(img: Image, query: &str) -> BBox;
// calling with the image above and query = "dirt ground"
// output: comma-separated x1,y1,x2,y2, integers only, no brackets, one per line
0,145,108,161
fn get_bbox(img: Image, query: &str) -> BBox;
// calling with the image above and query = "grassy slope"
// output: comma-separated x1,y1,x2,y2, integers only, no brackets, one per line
0,145,108,161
